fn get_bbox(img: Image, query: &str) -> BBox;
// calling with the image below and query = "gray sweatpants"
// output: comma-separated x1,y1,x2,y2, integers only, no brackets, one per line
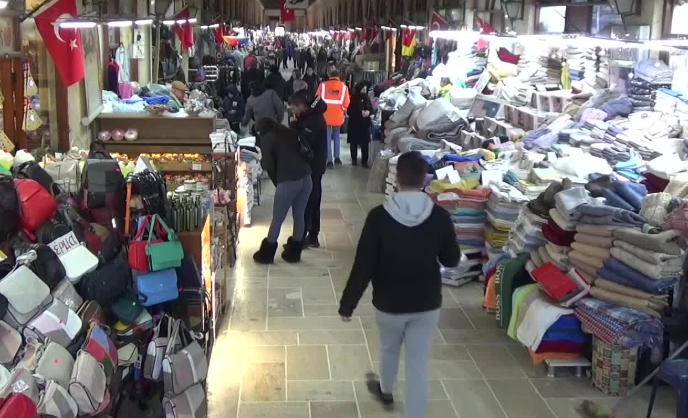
376,308,440,418
267,175,313,243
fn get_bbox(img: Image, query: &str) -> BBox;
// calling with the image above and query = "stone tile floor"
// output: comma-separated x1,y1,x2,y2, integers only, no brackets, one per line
207,145,677,418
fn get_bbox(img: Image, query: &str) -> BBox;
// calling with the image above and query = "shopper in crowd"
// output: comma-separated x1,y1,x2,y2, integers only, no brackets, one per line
338,151,461,418
346,81,373,168
275,47,284,71
286,42,294,67
265,65,286,101
303,67,320,97
170,80,188,108
242,81,285,133
241,60,264,101
305,48,315,70
253,118,313,264
317,47,328,78
223,85,245,133
288,90,328,248
296,48,306,73
317,69,350,167
284,69,308,102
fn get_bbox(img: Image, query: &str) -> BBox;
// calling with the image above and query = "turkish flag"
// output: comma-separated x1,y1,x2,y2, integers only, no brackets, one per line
476,16,496,34
34,0,85,87
430,12,448,31
173,6,194,49
211,25,224,45
281,1,295,22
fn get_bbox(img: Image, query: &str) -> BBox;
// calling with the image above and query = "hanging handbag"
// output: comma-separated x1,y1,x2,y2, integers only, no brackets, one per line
14,179,57,239
51,279,83,312
146,214,183,272
34,342,74,388
58,244,99,285
68,351,110,416
0,321,21,366
117,343,139,367
0,251,52,328
37,379,79,418
128,215,167,272
134,268,179,307
162,319,208,396
82,323,118,384
0,393,37,418
23,298,82,348
111,291,144,325
76,301,105,332
44,160,80,195
77,249,130,305
143,315,176,381
162,383,207,418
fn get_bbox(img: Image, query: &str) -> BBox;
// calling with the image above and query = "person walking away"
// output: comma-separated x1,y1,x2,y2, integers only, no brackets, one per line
289,90,328,248
242,81,285,134
303,67,320,98
284,69,308,102
317,47,328,78
347,81,373,167
241,60,264,102
286,42,294,68
275,47,284,72
265,65,286,102
296,48,306,73
223,85,245,133
338,151,461,418
316,69,350,167
253,118,313,264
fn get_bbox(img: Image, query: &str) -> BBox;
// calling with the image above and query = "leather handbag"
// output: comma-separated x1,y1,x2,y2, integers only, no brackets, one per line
51,279,83,312
128,215,166,272
14,179,57,239
114,309,153,344
143,315,176,381
78,250,130,305
68,351,110,416
162,319,208,396
59,206,122,264
76,301,104,332
13,161,54,193
111,291,144,325
162,383,207,418
0,252,52,328
15,337,43,371
37,379,79,418
58,244,99,285
34,342,75,388
146,214,183,272
35,219,70,245
44,160,80,195
0,321,21,366
134,268,179,307
23,298,82,348
0,393,37,418
117,343,139,367
14,242,64,290
0,367,40,405
83,324,118,383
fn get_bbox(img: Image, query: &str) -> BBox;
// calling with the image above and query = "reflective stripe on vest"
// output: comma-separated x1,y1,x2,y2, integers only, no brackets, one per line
320,83,346,105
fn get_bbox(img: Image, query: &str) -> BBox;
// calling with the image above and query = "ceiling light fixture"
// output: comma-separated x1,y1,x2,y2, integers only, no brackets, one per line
135,19,154,25
175,19,186,24
162,20,175,25
187,18,197,23
107,21,133,27
59,21,97,28
0,1,8,9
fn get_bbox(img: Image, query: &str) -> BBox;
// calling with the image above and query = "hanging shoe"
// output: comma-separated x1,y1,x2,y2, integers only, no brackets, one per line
281,237,304,263
253,239,278,264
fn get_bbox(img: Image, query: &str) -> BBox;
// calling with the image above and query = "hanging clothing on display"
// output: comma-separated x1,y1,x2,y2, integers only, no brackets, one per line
401,28,416,57
115,45,131,83
107,59,119,94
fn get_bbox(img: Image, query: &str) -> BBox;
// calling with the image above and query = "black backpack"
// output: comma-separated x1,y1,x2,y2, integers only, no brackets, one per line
78,249,130,305
12,161,55,194
0,176,19,242
13,241,64,290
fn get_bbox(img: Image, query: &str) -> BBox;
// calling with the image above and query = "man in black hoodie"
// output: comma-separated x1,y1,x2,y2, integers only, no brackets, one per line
288,90,328,248
338,151,461,418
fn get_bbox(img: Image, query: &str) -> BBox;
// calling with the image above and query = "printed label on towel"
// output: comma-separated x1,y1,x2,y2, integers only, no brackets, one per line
192,163,202,171
49,231,80,257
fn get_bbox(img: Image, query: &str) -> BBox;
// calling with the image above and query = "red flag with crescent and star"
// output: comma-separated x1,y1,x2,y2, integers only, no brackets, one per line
430,11,448,31
34,0,85,87
280,0,295,22
173,6,194,49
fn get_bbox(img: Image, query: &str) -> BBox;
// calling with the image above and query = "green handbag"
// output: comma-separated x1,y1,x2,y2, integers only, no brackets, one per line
146,214,184,271
111,290,145,324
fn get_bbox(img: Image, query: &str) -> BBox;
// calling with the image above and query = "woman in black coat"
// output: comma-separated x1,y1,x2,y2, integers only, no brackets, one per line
347,81,373,167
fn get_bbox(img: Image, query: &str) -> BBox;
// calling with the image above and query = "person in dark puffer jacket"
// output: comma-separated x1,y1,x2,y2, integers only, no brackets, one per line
338,151,461,418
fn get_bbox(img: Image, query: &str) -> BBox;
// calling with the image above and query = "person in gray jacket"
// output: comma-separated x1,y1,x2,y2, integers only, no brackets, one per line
242,80,285,130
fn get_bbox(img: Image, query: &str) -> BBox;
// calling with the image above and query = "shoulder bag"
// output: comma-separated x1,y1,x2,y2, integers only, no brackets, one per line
111,291,144,325
0,320,21,366
12,161,54,193
76,301,104,332
37,379,79,418
23,298,82,348
51,279,83,312
14,242,65,290
82,323,118,384
0,251,52,328
77,249,130,305
59,244,99,285
68,350,110,416
162,383,207,418
0,393,37,418
162,319,208,396
143,315,176,381
128,215,166,272
44,160,80,195
134,268,179,307
14,179,57,239
0,367,40,405
146,214,183,272
34,341,74,388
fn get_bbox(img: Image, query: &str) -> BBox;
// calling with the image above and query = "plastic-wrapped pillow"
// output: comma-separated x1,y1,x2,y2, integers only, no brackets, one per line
124,129,138,142
97,130,111,141
389,86,427,123
111,129,124,142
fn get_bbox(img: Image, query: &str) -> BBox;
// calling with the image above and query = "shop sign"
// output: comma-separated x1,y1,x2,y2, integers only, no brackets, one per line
0,17,17,56
49,231,80,257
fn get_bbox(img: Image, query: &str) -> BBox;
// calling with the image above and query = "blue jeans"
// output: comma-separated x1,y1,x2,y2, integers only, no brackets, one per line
326,125,341,163
376,308,440,418
267,175,313,243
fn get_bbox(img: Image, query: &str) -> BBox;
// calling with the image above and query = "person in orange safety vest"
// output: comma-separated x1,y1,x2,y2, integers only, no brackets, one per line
316,69,350,167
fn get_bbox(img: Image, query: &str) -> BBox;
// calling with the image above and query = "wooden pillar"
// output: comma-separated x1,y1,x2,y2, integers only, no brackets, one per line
354,0,359,24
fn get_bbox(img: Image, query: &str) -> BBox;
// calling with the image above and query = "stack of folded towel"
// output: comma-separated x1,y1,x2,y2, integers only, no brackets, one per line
507,207,548,255
385,156,398,196
570,224,624,280
485,181,528,257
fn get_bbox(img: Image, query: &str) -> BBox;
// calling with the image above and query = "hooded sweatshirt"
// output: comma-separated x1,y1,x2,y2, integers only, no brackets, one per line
339,192,461,316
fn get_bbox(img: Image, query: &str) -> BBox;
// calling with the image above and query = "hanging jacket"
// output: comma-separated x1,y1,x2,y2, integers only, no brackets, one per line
316,77,350,127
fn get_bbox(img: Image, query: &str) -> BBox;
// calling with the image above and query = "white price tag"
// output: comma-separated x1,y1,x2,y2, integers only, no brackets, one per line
547,152,558,162
447,170,461,184
435,166,454,180
192,163,202,171
49,231,81,257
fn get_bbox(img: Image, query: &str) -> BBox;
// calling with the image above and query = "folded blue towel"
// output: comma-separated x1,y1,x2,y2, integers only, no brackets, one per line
611,181,647,211
598,258,676,294
602,189,636,212
143,95,170,105
548,314,581,330
578,204,645,226
542,331,587,344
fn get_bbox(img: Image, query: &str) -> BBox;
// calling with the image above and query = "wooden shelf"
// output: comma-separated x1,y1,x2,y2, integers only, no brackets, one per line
157,162,212,172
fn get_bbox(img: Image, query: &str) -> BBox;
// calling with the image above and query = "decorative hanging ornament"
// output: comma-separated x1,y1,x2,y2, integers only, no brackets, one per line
22,108,43,132
25,73,38,97
0,131,14,152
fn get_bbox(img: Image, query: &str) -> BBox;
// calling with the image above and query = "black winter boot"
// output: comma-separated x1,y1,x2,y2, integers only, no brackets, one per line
253,239,278,264
281,237,304,263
